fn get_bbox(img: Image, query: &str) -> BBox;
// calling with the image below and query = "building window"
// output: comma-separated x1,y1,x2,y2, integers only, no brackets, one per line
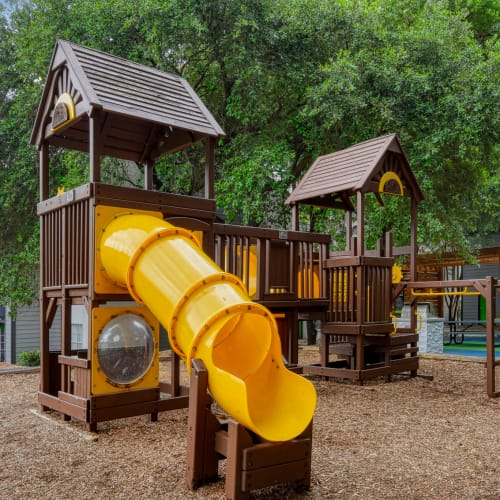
71,323,84,351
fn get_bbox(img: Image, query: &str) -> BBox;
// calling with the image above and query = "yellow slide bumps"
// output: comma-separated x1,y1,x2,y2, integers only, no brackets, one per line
98,210,316,442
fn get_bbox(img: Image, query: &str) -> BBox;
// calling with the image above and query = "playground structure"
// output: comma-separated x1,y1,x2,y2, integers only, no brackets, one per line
30,39,498,498
286,134,424,382
285,139,499,392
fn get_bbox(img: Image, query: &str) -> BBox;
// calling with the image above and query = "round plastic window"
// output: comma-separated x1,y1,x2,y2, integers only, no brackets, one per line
97,313,154,385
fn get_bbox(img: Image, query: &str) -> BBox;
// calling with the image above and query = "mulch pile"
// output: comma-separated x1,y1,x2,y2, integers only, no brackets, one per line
0,350,498,499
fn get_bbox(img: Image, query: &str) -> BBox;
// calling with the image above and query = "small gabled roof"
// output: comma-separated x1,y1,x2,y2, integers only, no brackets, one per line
286,134,424,210
31,40,224,161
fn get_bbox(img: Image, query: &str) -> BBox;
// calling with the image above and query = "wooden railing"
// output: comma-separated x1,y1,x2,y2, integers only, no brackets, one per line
213,223,330,302
39,196,91,289
325,256,393,324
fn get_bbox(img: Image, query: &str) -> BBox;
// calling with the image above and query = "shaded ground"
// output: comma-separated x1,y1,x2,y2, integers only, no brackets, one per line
0,350,499,499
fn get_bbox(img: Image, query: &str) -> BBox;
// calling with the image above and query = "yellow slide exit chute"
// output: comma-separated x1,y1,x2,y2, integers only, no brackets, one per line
97,208,316,442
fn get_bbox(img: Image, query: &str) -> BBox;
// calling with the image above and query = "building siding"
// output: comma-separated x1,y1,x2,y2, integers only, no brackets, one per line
4,310,13,363
5,303,41,363
462,263,500,321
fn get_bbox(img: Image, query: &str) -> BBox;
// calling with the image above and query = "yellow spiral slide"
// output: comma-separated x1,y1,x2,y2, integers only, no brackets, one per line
97,208,316,442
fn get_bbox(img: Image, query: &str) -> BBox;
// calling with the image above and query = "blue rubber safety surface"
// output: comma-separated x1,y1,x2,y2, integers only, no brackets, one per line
443,337,500,358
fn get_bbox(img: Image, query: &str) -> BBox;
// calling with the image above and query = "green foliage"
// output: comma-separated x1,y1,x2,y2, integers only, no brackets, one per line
216,137,294,227
154,143,206,196
447,0,500,42
300,0,499,255
0,0,498,311
17,350,40,367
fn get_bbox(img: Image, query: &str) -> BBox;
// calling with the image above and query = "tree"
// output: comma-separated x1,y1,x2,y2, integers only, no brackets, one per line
0,0,498,312
447,0,500,42
299,0,499,257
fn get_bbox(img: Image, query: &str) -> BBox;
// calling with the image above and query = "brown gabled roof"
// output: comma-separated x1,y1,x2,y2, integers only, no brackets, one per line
31,40,224,161
286,134,424,210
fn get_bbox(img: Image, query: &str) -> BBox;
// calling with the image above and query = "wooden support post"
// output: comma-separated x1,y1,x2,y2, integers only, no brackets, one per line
291,204,299,231
385,231,393,258
225,420,253,500
144,160,154,190
288,309,299,365
345,211,352,252
185,358,313,498
409,198,418,333
39,143,49,201
185,359,219,489
320,333,329,369
356,191,364,257
171,351,181,397
89,109,102,183
38,142,50,409
355,334,364,373
39,294,50,406
205,137,215,199
484,277,498,397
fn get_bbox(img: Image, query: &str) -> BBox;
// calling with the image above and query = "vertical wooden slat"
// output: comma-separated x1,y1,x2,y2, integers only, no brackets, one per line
244,237,250,292
77,201,81,284
228,235,235,274
255,238,265,300
307,242,313,297
214,235,222,267
378,265,382,320
485,277,496,397
298,242,303,298
84,199,90,285
68,205,73,284
349,266,355,322
236,236,243,279
340,267,344,322
289,240,296,295
264,239,271,294
331,268,337,321
47,213,52,286
320,243,327,298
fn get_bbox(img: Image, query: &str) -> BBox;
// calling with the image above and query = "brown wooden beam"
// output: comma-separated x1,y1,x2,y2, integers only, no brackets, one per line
205,137,215,199
89,109,102,182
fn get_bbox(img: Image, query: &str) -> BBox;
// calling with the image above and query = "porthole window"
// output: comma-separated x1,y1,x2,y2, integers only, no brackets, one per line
97,313,154,385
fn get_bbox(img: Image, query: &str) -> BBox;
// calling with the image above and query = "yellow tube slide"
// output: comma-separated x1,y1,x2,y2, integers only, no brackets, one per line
98,210,316,442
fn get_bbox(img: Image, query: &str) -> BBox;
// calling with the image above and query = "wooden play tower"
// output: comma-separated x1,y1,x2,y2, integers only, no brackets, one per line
31,40,228,429
287,134,424,382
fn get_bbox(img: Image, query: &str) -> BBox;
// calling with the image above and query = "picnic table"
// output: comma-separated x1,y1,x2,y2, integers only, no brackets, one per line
443,320,500,345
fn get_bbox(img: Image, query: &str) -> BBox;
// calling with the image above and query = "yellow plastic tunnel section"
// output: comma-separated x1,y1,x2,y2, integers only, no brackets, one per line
98,210,316,442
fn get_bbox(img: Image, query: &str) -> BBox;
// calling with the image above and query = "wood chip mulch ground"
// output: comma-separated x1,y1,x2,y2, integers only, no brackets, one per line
1,349,499,499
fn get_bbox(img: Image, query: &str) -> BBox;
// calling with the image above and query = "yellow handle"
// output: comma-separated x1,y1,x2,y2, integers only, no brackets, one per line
415,312,423,332
390,312,398,335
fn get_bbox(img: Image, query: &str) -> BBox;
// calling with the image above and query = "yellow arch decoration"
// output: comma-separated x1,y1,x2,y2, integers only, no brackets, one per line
51,93,76,132
379,171,404,196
